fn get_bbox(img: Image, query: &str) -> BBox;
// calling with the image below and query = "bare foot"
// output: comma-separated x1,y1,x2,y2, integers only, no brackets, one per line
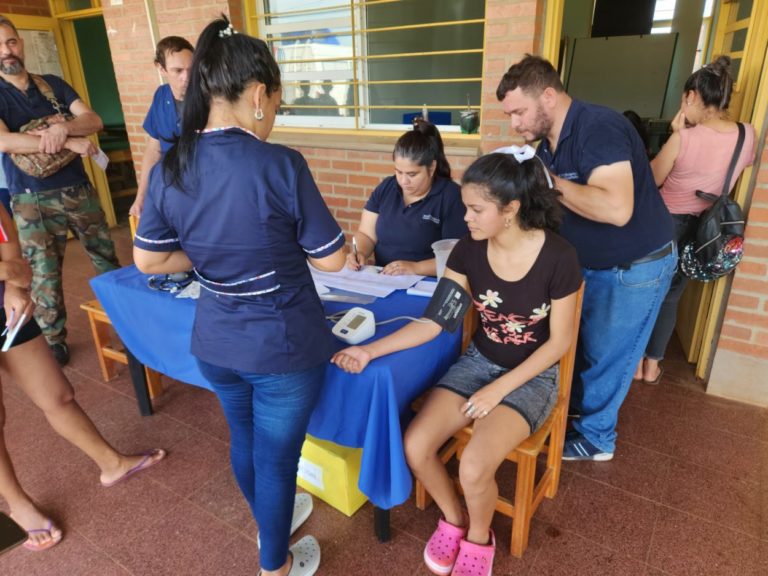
643,361,663,384
633,358,645,381
100,448,167,487
11,504,63,551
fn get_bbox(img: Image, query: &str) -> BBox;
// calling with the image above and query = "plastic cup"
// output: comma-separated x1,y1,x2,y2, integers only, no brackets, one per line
432,239,460,279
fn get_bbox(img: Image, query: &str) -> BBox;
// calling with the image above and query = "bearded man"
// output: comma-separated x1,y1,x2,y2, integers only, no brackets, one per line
496,55,676,461
0,15,119,365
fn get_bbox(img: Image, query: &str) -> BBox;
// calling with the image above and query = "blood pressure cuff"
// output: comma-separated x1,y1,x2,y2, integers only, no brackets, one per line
423,277,472,333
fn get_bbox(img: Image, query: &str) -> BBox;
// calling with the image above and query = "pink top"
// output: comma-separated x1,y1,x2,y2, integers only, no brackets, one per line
660,123,756,215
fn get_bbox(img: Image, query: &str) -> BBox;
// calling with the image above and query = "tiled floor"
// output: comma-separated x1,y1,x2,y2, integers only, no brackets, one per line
1,226,766,575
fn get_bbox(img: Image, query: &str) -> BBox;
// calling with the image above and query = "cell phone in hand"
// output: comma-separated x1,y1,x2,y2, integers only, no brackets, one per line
0,512,27,555
1,312,26,352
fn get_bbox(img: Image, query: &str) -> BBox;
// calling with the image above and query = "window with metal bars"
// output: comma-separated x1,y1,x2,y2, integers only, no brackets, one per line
250,0,485,132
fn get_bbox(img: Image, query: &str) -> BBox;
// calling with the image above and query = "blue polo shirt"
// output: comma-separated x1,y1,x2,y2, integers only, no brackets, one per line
135,127,345,374
0,74,88,194
537,99,673,269
365,175,468,266
142,84,180,153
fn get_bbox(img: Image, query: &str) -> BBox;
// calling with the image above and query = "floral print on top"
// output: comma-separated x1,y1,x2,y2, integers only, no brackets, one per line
475,292,550,346
446,231,582,369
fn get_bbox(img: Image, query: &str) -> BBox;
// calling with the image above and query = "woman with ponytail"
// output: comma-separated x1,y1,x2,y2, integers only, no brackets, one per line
133,17,345,576
635,56,755,385
346,119,467,275
333,150,582,576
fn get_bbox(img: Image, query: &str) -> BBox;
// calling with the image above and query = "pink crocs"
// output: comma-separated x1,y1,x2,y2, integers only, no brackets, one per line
424,517,467,575
451,531,495,576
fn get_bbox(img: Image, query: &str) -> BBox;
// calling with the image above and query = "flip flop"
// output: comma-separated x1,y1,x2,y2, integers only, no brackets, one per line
257,493,314,549
22,519,63,552
644,366,664,385
101,448,166,487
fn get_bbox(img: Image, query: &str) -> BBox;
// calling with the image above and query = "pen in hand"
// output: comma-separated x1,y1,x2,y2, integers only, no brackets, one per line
352,237,361,271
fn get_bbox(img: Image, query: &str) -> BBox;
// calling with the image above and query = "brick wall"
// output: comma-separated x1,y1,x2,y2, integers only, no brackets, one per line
0,0,50,17
479,0,538,152
283,144,479,238
719,138,768,358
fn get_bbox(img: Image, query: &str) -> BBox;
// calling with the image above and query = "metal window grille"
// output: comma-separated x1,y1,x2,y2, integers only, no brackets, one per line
250,0,485,132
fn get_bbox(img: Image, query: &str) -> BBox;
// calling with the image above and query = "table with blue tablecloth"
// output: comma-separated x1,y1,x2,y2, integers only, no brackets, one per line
90,265,460,534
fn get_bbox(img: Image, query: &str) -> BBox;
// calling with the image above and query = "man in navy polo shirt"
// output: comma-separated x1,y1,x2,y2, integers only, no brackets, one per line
497,55,676,461
0,15,119,365
129,36,193,217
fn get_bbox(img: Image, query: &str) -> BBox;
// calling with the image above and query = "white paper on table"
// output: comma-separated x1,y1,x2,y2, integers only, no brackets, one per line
314,281,330,295
309,264,423,298
406,280,438,297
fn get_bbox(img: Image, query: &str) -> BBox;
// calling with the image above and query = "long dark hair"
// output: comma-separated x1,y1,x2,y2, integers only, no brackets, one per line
684,55,734,111
392,119,451,179
462,153,562,232
163,16,281,191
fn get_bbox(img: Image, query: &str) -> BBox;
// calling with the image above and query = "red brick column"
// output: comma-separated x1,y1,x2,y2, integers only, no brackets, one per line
479,0,538,152
0,0,50,17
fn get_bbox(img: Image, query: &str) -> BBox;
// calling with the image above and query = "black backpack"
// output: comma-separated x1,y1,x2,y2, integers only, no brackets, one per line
679,123,747,282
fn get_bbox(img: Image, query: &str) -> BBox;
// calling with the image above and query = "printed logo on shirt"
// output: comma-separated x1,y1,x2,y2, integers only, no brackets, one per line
558,171,579,181
421,214,441,225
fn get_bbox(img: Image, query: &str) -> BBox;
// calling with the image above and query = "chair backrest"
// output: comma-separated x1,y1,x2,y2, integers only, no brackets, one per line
557,282,584,404
129,214,139,240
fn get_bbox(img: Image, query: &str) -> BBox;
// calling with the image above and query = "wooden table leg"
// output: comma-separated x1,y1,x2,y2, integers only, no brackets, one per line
374,507,391,542
126,348,153,416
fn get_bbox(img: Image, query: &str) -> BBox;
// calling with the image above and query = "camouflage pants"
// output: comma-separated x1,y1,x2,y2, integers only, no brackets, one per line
11,183,120,345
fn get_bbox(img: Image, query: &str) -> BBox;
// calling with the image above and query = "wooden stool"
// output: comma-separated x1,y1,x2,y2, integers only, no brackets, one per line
80,299,163,399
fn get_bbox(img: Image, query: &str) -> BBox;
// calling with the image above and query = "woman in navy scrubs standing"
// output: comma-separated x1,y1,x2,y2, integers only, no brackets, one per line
133,17,345,576
346,119,467,276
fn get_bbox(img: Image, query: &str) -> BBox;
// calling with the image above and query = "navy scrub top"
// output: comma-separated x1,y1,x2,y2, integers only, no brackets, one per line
364,175,467,266
135,127,345,374
0,75,89,194
537,99,673,269
142,84,180,153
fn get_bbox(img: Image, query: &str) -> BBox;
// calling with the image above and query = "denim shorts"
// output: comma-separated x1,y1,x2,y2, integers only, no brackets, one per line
435,343,559,433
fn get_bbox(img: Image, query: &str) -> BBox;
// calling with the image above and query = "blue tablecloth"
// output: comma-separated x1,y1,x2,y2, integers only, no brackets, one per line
90,266,460,509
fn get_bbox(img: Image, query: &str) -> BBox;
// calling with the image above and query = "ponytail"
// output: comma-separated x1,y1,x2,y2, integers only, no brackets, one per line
163,15,281,192
684,55,734,111
392,119,451,180
462,153,562,232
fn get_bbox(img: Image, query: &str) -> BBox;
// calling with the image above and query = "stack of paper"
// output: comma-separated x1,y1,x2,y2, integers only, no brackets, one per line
310,264,423,298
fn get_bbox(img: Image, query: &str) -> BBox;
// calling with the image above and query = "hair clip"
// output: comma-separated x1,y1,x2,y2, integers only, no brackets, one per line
491,144,554,189
218,23,238,38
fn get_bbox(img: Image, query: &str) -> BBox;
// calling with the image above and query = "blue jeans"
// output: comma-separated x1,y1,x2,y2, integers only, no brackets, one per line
197,359,325,571
645,215,698,360
572,244,677,453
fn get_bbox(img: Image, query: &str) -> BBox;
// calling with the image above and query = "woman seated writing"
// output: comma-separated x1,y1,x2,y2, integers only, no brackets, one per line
333,149,582,576
346,119,467,276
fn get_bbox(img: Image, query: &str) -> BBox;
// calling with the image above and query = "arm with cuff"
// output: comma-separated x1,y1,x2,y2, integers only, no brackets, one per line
331,269,469,373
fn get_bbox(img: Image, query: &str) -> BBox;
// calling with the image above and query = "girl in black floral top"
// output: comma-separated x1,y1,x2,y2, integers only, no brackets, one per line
333,150,582,576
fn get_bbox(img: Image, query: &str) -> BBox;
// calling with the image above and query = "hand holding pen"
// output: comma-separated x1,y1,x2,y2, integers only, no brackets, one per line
345,237,366,271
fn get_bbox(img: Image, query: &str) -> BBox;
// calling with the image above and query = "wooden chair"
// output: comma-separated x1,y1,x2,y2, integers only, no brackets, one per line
80,213,163,399
415,283,584,557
